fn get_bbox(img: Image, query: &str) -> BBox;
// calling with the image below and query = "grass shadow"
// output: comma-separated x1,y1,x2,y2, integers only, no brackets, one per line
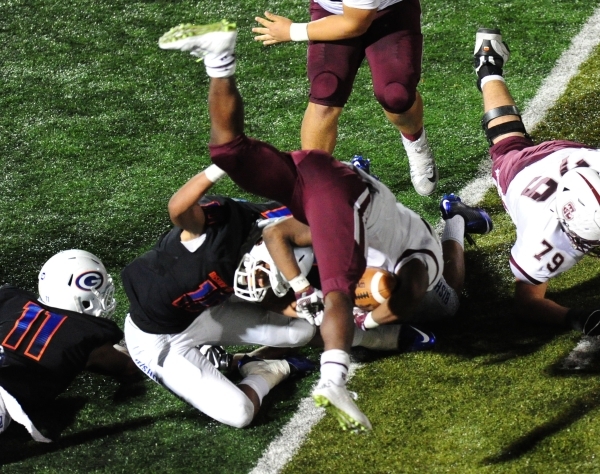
0,409,199,466
482,389,600,464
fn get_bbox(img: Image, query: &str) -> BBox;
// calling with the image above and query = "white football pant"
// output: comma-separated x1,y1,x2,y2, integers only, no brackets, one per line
124,296,316,428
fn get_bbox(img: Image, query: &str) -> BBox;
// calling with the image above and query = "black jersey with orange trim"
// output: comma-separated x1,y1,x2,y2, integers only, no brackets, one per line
0,285,123,412
122,196,291,335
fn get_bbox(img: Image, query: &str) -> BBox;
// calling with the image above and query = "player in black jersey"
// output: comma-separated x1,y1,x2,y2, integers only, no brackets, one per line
0,250,138,442
122,166,320,428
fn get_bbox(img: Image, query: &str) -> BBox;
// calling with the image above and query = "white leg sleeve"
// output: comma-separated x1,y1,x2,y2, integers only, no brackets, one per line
411,276,460,322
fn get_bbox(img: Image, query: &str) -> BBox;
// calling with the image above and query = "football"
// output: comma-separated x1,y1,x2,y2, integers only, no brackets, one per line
354,267,397,311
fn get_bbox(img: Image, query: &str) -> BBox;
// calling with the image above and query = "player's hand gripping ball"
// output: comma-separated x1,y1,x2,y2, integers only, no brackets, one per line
354,267,397,311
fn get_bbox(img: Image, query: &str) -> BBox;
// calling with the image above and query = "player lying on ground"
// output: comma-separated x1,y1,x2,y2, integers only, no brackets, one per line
121,157,406,429
234,187,492,333
473,28,600,334
252,0,439,196
121,163,318,429
158,21,454,432
0,250,138,442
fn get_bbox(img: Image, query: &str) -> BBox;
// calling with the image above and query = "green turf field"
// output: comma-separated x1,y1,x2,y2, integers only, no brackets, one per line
1,0,600,472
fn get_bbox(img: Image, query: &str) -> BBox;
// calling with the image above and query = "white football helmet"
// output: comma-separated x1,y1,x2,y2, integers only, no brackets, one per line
38,249,116,318
556,167,600,251
234,240,314,302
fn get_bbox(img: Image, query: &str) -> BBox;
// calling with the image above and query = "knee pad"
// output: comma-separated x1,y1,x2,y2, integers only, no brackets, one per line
310,71,342,102
482,105,530,145
376,82,415,114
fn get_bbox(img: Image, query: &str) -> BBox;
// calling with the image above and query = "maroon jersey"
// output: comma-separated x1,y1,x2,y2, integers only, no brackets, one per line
0,285,123,412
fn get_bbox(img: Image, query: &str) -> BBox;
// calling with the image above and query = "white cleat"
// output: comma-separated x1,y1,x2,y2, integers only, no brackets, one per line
158,20,237,58
312,380,372,432
238,356,291,389
473,28,510,73
402,130,438,196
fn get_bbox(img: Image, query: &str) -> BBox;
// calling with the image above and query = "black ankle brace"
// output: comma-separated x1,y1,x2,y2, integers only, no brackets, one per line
476,64,504,91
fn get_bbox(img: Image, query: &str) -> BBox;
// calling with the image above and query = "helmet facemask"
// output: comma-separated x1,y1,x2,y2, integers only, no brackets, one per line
233,253,274,302
234,241,314,302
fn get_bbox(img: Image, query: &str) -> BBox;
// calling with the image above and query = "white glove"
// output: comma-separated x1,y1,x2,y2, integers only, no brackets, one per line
295,286,324,326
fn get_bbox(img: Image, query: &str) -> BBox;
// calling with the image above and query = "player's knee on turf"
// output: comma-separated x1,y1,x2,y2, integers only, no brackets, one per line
222,397,255,428
374,82,416,114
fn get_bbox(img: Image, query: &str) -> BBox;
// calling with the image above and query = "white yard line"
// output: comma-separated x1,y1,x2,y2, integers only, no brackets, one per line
251,8,600,473
249,364,362,474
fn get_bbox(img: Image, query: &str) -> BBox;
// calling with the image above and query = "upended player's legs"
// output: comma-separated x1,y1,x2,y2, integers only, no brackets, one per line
208,76,244,147
159,22,373,432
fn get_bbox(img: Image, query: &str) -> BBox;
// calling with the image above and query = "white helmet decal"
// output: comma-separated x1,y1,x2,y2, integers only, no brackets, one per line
556,167,600,251
38,249,116,318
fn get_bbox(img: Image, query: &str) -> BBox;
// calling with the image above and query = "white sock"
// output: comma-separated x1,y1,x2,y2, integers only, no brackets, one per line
239,374,270,404
401,129,428,147
480,75,505,89
204,52,236,78
442,215,465,249
364,312,379,329
320,349,350,385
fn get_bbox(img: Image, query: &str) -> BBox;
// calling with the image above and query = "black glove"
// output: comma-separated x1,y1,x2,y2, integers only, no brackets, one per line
566,308,600,336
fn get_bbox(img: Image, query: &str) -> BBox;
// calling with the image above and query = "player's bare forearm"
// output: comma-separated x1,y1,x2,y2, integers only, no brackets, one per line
86,343,142,382
262,218,312,281
259,290,297,316
253,7,376,45
514,280,568,326
168,171,214,233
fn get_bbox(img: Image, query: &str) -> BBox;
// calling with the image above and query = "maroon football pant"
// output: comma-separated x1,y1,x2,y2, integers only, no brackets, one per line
307,0,423,113
210,134,370,295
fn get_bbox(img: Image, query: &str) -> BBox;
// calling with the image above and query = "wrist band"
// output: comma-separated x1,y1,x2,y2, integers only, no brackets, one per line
364,312,380,329
204,164,226,183
289,274,310,292
289,23,309,42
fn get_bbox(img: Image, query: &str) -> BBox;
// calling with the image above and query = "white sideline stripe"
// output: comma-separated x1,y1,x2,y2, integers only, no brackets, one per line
249,364,362,474
521,7,600,132
252,8,600,474
435,5,600,236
